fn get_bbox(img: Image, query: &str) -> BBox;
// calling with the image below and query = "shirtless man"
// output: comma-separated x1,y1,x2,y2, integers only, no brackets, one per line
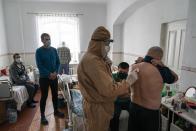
129,46,178,131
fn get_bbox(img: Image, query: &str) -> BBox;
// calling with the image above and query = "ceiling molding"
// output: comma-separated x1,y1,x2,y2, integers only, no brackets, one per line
6,0,107,4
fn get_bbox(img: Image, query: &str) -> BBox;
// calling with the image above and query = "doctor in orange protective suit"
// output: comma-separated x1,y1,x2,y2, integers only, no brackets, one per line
77,26,129,131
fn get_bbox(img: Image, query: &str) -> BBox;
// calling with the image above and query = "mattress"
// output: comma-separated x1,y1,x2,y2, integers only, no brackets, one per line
12,86,29,111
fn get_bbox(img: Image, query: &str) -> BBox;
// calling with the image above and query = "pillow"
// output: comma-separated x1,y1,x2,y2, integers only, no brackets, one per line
0,69,7,75
0,67,9,76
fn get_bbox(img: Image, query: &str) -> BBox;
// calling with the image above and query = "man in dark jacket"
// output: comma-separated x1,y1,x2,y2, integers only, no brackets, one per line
9,53,38,108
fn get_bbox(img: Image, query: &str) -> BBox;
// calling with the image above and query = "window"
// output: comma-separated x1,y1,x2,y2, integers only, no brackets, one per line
36,14,80,63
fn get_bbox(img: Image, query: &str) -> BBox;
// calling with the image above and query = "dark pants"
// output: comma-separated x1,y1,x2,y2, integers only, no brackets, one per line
58,64,69,74
110,98,131,131
128,102,161,131
39,78,58,116
25,83,38,104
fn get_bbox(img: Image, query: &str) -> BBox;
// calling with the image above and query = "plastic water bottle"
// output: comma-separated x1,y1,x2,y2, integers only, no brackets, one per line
7,108,17,123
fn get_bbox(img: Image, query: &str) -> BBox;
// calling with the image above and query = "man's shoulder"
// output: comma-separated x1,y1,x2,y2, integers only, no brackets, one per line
65,47,70,50
132,62,158,74
10,63,15,69
57,47,69,50
131,63,141,70
50,46,56,50
62,47,70,52
57,47,63,50
132,62,154,68
36,46,43,52
48,47,57,53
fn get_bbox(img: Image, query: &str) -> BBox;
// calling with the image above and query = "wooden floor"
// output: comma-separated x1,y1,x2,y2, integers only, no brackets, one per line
0,89,68,131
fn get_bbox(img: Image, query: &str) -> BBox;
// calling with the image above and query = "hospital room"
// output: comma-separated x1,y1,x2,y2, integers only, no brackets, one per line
0,0,196,131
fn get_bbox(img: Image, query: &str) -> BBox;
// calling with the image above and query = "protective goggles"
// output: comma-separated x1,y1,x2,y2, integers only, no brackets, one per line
91,39,114,46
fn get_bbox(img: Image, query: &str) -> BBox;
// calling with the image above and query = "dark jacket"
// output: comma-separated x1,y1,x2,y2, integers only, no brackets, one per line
9,62,29,85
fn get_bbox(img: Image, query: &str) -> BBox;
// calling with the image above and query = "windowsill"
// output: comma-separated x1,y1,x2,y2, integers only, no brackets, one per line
70,62,79,65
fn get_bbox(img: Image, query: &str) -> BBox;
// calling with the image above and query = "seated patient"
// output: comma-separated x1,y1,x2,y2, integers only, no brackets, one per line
9,53,38,108
110,62,131,131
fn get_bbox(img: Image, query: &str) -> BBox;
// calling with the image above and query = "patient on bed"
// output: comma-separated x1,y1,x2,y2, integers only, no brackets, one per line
9,53,38,108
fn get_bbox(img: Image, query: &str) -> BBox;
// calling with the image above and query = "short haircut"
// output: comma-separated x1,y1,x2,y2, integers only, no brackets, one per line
13,53,20,59
41,33,50,40
147,46,163,59
118,62,129,69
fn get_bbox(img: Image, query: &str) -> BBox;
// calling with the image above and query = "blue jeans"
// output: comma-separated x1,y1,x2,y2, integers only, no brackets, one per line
58,64,69,74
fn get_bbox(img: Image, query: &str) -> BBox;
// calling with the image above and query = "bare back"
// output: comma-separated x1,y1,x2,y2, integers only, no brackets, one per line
131,62,163,110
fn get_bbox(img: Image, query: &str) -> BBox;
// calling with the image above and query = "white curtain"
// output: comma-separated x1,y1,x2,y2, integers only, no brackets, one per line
36,13,80,63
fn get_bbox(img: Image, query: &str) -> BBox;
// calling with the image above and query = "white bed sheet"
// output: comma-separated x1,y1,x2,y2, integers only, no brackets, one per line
12,86,29,111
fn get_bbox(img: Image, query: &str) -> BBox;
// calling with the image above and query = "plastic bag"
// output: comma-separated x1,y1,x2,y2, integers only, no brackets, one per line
7,108,17,123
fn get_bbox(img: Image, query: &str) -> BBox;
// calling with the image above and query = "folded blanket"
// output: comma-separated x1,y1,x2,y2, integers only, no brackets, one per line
70,89,84,117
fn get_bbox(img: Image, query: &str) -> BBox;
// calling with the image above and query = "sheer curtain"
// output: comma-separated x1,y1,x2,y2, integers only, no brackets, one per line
36,13,80,63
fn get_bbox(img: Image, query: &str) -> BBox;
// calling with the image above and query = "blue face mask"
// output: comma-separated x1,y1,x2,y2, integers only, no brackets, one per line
45,40,51,47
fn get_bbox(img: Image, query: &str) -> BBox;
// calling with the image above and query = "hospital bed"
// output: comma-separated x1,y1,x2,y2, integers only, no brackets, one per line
58,75,85,131
58,74,129,131
0,80,14,101
0,79,29,111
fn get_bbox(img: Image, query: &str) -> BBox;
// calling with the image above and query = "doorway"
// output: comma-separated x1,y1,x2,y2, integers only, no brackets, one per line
160,20,187,91
161,20,186,75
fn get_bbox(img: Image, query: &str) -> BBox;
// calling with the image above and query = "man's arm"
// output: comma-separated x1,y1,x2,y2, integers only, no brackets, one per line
170,69,178,82
49,49,60,80
68,49,71,63
151,59,178,84
35,49,50,77
55,49,60,73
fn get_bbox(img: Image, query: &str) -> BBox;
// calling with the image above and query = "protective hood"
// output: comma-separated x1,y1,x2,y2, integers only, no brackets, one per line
87,26,111,57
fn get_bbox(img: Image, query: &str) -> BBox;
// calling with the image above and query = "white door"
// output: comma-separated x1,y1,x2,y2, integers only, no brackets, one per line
164,20,186,75
162,20,186,91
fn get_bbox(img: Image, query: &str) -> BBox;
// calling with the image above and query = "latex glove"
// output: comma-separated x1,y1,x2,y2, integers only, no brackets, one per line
126,68,139,86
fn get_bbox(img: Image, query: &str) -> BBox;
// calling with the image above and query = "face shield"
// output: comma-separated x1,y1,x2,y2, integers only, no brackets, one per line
92,38,114,58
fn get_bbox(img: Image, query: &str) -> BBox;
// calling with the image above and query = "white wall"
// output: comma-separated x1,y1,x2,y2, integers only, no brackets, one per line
106,0,154,65
112,24,124,65
106,0,189,66
106,0,192,91
3,0,106,66
123,0,189,64
106,0,138,32
0,0,9,68
180,0,196,91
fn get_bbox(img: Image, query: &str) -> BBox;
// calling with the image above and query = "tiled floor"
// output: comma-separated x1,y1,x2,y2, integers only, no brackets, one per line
0,89,68,131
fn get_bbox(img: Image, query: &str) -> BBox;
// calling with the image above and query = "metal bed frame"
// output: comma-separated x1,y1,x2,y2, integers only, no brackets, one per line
0,80,14,101
58,75,73,131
